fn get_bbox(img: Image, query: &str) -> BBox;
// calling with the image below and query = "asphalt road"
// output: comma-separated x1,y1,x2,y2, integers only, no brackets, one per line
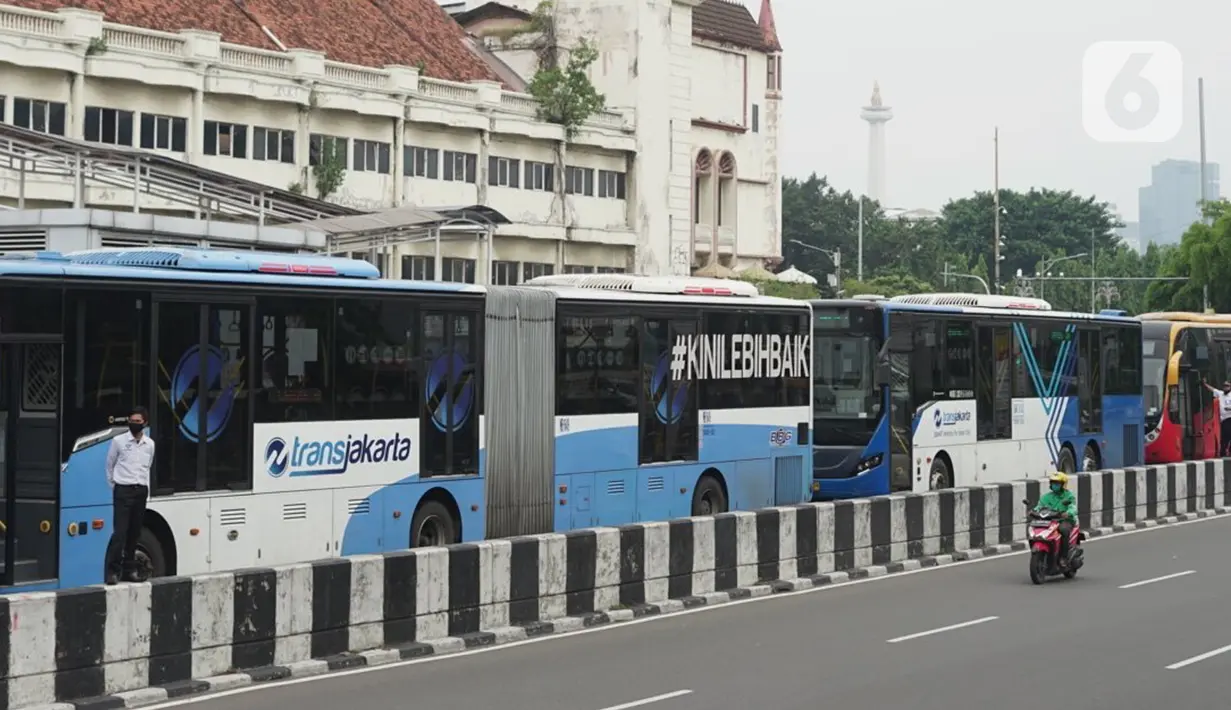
170,515,1231,710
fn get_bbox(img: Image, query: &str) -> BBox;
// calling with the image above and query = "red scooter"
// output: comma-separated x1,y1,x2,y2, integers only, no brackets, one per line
1022,499,1085,585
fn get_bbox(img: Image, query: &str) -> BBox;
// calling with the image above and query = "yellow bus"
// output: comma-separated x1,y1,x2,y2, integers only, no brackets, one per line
1138,312,1231,463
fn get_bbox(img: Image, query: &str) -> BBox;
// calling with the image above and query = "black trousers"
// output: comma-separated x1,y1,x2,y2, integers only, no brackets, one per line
1057,520,1073,564
1221,419,1231,456
111,484,148,576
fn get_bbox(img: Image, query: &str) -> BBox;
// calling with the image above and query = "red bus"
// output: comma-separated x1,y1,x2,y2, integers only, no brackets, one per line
1140,312,1231,463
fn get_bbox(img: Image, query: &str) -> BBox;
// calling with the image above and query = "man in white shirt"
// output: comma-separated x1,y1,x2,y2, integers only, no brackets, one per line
1201,379,1231,456
105,406,155,584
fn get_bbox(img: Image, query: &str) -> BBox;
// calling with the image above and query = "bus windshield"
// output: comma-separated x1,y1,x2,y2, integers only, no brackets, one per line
813,334,878,418
1142,335,1167,425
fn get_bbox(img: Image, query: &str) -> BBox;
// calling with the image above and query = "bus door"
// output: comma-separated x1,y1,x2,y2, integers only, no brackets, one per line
1177,332,1214,459
885,314,913,491
1076,329,1102,436
420,309,480,476
0,341,62,586
638,317,699,466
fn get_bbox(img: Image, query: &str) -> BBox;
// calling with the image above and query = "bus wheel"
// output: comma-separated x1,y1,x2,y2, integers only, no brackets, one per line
1056,448,1077,475
928,458,952,490
1082,444,1100,472
410,500,458,549
691,476,728,516
134,527,167,581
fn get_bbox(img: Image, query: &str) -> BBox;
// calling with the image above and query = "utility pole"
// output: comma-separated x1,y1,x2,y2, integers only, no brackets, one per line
1200,77,1209,224
1090,229,1096,313
993,126,1001,292
857,197,864,281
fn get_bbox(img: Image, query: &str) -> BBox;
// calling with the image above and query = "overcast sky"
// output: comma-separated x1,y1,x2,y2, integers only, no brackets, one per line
754,0,1231,221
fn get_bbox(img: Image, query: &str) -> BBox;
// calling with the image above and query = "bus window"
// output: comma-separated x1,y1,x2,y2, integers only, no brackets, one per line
256,297,332,423
556,311,639,416
334,298,417,421
942,321,974,398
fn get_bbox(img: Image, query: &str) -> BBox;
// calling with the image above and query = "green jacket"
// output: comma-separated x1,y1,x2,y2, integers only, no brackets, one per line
1035,489,1076,519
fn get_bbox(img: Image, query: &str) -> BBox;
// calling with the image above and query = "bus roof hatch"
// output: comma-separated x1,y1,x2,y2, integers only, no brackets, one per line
524,273,761,297
890,293,1053,310
60,247,380,278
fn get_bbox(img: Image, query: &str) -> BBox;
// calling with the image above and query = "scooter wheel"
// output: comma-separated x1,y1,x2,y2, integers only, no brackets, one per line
1029,552,1047,585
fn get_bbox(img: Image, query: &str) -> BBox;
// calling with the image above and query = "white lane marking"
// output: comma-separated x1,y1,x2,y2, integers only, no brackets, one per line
599,689,693,710
1118,570,1196,589
886,616,999,644
1166,643,1231,670
136,510,1231,710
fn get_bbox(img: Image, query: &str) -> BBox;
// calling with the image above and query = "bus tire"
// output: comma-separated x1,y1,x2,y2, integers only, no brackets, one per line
410,500,458,549
1056,447,1077,475
928,458,952,490
1082,443,1101,472
135,527,167,581
691,475,728,517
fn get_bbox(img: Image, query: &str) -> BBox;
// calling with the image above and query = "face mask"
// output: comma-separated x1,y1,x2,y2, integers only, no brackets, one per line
129,422,145,435
1050,483,1062,493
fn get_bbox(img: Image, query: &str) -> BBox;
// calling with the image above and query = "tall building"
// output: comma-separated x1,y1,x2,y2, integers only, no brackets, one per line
860,81,892,204
1138,159,1221,247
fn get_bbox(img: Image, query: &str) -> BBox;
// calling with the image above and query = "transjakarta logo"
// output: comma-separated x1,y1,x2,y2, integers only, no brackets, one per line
264,433,412,477
934,410,971,428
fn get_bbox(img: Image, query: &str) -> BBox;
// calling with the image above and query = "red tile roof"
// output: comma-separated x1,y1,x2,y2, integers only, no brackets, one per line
692,0,771,53
8,0,500,83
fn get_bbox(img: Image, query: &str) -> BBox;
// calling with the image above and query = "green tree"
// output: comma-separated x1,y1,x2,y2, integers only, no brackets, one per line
842,274,935,298
1146,200,1231,311
940,188,1121,290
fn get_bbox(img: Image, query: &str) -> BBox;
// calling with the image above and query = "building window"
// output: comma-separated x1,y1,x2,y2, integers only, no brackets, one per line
598,170,626,199
596,266,626,274
751,104,759,133
492,260,519,285
0,95,5,123
487,156,521,187
12,98,66,136
443,150,477,183
139,113,187,151
349,251,389,276
404,146,439,178
204,121,248,158
523,262,554,281
353,139,391,174
254,127,295,164
442,257,475,283
524,161,555,191
402,254,432,280
85,106,135,146
310,134,347,166
767,55,781,92
563,265,595,274
564,166,594,196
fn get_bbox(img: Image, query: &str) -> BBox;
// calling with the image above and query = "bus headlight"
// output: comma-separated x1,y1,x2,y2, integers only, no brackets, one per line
853,454,884,474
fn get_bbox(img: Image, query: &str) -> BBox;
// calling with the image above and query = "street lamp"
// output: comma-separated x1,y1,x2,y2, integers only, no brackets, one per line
1035,253,1086,299
790,239,841,292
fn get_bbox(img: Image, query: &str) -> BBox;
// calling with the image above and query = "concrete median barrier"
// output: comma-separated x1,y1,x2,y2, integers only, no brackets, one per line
5,460,1229,710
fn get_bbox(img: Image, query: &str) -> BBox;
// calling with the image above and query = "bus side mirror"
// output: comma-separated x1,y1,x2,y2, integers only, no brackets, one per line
875,361,891,388
873,340,891,388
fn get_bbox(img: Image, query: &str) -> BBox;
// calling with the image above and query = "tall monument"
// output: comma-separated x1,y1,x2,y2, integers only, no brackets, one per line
860,81,893,203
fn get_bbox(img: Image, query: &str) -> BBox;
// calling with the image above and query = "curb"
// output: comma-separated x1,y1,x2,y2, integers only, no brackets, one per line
46,506,1230,710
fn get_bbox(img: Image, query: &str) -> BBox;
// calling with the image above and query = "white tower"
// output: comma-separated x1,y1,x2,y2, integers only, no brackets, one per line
860,81,893,203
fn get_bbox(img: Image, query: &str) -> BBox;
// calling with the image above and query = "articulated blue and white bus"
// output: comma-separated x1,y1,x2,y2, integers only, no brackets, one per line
0,248,812,591
810,293,1144,499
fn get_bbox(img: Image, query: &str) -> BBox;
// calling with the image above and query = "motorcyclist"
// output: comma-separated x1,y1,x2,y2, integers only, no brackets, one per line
1034,472,1078,567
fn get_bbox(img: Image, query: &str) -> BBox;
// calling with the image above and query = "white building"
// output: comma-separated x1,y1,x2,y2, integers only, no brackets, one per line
447,0,785,276
0,0,782,280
